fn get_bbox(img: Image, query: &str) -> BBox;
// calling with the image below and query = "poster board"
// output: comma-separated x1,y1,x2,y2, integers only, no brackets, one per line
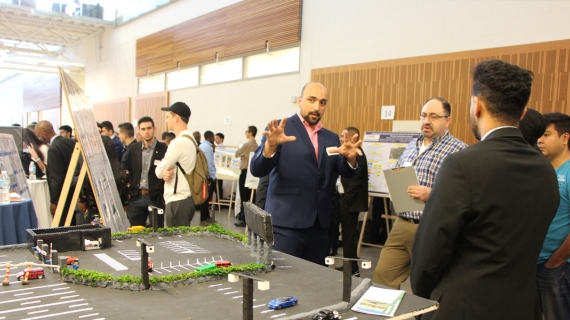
0,134,31,198
362,132,418,195
58,68,129,233
244,151,259,188
214,148,241,176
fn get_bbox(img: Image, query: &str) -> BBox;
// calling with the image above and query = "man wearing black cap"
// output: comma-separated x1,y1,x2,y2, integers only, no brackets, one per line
155,102,197,227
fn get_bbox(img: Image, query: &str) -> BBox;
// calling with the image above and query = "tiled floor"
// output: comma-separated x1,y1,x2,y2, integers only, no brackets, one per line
202,207,413,295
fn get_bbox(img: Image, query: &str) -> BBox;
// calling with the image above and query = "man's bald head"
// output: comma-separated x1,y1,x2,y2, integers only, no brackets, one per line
300,82,327,98
35,120,56,144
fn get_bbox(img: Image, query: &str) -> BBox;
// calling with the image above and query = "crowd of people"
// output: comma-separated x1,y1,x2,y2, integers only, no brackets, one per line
12,59,570,319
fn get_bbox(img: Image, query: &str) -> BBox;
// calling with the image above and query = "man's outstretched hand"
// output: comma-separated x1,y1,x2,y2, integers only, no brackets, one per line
263,118,296,157
329,131,362,167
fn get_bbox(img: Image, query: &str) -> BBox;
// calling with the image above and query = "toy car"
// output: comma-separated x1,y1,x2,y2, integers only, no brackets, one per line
16,267,45,281
148,258,153,272
215,260,232,268
268,296,298,310
196,263,216,272
313,309,341,320
127,226,145,232
66,256,79,265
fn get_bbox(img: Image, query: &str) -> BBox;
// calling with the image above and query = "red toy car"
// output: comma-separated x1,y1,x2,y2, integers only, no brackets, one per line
66,256,79,265
148,258,153,272
16,267,45,281
215,260,232,268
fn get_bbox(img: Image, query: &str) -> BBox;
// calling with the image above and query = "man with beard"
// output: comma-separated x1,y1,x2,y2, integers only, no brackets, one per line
250,81,362,265
373,97,467,288
123,117,167,228
410,60,560,319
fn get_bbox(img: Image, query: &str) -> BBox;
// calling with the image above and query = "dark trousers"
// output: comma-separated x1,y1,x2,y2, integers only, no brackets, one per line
536,262,570,320
200,180,215,221
126,194,164,228
273,217,329,266
216,179,223,200
340,197,360,269
238,169,253,220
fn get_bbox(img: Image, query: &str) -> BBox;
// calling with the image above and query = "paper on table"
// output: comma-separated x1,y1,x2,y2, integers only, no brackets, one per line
383,166,425,213
352,286,406,317
9,192,24,202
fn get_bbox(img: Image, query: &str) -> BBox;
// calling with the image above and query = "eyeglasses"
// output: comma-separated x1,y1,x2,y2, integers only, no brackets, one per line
419,113,449,121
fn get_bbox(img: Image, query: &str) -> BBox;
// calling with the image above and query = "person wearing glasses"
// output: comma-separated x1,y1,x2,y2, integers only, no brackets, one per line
373,97,467,289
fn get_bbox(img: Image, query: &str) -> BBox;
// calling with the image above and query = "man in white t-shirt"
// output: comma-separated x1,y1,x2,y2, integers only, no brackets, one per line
155,102,197,227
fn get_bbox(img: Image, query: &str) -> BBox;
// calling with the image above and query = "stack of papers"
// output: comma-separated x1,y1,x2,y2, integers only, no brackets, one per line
352,286,405,317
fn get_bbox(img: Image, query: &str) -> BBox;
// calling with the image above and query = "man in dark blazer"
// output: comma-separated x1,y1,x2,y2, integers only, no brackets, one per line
410,59,560,319
122,116,167,228
250,82,361,265
35,120,79,226
339,126,369,276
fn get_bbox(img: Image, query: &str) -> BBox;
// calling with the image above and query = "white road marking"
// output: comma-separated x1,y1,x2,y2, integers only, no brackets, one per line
270,314,286,318
224,291,239,295
27,310,48,315
276,266,292,268
233,296,243,299
0,298,83,314
60,295,80,299
21,307,93,320
69,303,89,308
0,283,66,294
344,318,358,320
21,301,41,305
208,284,222,287
93,254,128,271
15,292,34,296
252,304,265,308
260,309,275,313
1,291,75,304
117,250,140,261
52,287,69,291
217,287,232,291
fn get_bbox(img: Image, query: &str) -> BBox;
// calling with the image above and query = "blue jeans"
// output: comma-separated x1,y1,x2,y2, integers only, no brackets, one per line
536,262,570,320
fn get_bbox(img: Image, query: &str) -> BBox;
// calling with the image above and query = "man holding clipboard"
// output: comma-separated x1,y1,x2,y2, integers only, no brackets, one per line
373,97,467,288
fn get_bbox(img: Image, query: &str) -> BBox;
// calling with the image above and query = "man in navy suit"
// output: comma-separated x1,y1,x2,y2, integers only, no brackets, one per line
250,82,362,265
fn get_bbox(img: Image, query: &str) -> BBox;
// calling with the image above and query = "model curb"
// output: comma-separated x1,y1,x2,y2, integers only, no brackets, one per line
63,269,269,291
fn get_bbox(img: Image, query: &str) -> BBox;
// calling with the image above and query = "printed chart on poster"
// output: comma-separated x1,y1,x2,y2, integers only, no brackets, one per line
59,67,129,233
362,131,418,195
0,134,31,198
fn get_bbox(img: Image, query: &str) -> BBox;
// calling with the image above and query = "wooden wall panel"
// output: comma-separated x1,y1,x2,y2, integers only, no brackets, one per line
23,75,61,112
91,98,131,131
136,28,174,77
133,92,169,140
312,39,570,146
136,0,301,77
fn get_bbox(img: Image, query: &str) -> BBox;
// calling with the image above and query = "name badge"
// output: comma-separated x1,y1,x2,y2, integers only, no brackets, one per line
154,160,161,166
403,161,412,167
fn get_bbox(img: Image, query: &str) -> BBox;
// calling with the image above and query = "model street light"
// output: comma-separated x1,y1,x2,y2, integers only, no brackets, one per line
325,256,371,302
228,272,270,320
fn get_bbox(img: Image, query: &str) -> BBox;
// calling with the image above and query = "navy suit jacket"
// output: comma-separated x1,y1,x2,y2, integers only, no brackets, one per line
250,115,356,229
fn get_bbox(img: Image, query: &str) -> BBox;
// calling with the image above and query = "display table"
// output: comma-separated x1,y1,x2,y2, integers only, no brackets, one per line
27,179,52,228
0,198,37,245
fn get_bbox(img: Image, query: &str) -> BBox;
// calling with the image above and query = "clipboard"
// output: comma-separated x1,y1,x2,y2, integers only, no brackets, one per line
383,166,425,213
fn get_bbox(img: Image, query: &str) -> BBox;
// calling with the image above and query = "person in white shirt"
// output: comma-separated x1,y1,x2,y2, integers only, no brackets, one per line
155,102,197,227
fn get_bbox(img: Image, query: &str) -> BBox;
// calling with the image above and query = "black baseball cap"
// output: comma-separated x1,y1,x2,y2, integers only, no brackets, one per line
161,102,191,118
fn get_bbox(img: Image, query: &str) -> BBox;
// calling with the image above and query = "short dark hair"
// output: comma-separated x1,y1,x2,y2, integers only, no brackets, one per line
166,132,175,139
138,116,155,128
59,125,72,133
100,121,114,132
248,126,257,137
472,59,534,125
344,126,360,139
118,122,134,138
543,112,570,150
204,131,214,140
161,131,169,140
215,133,225,140
425,97,451,117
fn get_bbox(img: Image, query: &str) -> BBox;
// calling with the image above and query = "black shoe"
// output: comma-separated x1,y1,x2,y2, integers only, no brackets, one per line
335,266,360,277
329,247,338,256
234,220,246,227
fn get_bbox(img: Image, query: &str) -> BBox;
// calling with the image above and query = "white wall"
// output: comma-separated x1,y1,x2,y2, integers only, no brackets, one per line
0,74,25,126
5,0,570,138
170,73,301,147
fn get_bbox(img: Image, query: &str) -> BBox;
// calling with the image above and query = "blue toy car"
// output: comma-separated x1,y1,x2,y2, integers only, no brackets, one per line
268,296,298,310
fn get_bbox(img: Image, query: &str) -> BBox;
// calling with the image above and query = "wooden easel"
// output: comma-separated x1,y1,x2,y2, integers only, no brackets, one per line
51,143,93,227
356,193,394,257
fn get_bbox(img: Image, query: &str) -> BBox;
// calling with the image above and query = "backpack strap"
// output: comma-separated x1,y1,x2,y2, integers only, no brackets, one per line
173,134,199,194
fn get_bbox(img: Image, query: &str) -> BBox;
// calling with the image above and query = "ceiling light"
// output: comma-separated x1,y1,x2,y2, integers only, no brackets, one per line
9,54,85,67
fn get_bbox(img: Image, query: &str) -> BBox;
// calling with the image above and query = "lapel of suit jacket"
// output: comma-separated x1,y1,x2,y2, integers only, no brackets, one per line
317,129,325,169
289,115,318,165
